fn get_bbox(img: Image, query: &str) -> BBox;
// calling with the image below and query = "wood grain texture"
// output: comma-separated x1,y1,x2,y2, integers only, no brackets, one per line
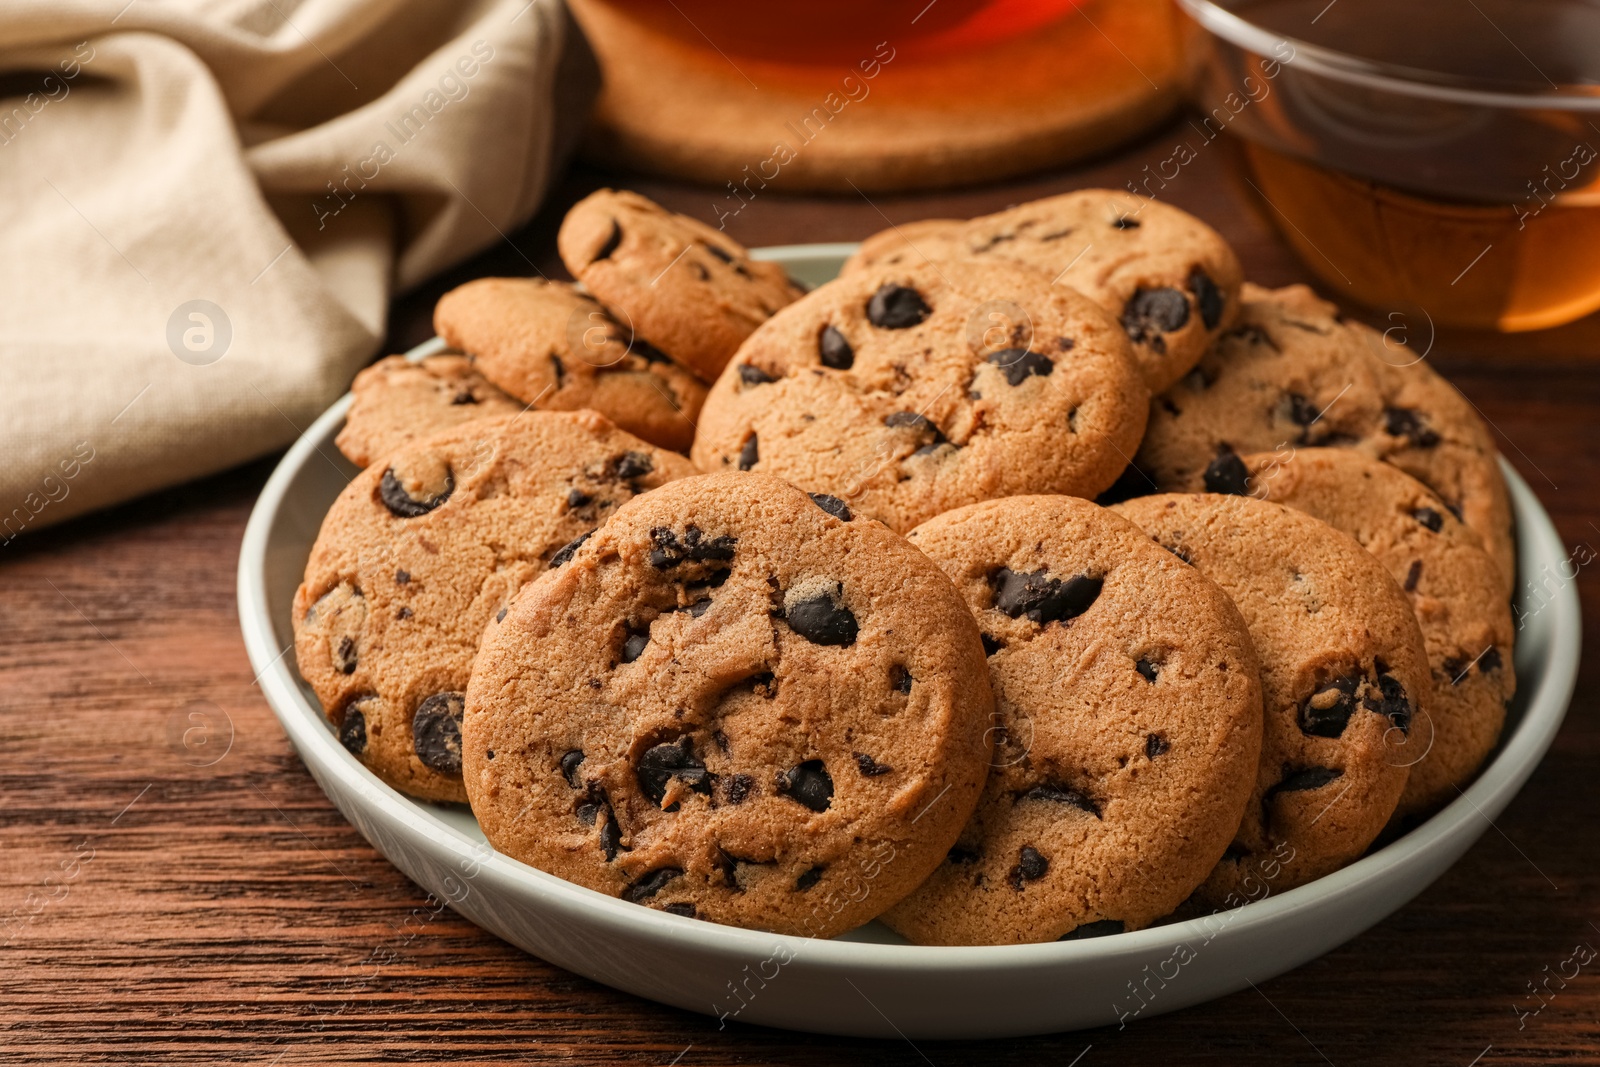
3,119,1599,1065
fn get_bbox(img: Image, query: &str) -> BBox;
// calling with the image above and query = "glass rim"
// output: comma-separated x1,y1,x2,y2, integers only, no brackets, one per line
1176,0,1600,111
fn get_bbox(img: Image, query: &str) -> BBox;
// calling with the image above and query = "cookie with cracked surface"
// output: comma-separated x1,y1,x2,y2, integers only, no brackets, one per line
881,496,1264,945
462,472,995,936
294,412,697,802
1238,448,1515,816
691,259,1148,533
557,189,805,382
1134,283,1514,597
434,277,707,453
336,354,525,468
841,190,1243,392
1112,493,1430,905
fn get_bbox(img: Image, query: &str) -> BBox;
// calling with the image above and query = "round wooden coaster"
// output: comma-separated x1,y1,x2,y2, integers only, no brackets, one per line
568,0,1183,193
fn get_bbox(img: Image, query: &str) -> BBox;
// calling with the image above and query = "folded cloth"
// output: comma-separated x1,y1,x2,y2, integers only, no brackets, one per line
0,0,595,538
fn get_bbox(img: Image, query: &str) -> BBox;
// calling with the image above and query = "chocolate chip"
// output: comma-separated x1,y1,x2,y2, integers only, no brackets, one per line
686,597,713,618
819,324,854,369
1060,919,1125,940
1203,446,1250,495
1183,366,1215,391
592,218,623,262
854,753,892,777
778,760,833,812
637,736,711,808
1404,560,1423,591
1269,766,1343,797
1363,669,1412,733
981,633,1004,656
494,607,505,622
338,705,367,755
1008,845,1049,889
1300,676,1359,737
649,525,737,569
1480,647,1503,672
1285,392,1319,428
1225,322,1280,351
1444,655,1466,682
549,529,594,569
395,569,411,585
867,284,931,329
451,391,478,405
397,607,413,620
412,692,465,774
620,626,650,664
1021,783,1100,817
794,866,824,891
559,748,585,787
986,347,1053,385
704,242,735,264
990,568,1102,625
809,493,852,521
568,489,592,508
890,664,913,694
738,433,759,471
662,902,697,918
586,786,624,860
738,364,776,386
1385,407,1441,448
379,465,453,518
1412,507,1443,532
947,845,981,864
623,867,681,903
1146,733,1170,758
690,261,710,281
613,451,654,480
1122,287,1190,345
550,353,566,388
783,585,859,646
724,773,754,805
335,635,358,675
1135,658,1159,683
1188,267,1225,329
884,410,942,438
1112,216,1140,230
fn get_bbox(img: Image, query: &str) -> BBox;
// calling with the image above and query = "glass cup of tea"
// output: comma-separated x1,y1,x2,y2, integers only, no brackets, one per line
1176,0,1600,332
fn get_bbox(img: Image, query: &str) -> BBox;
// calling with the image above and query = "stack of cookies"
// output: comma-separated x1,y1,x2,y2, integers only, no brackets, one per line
295,188,1515,945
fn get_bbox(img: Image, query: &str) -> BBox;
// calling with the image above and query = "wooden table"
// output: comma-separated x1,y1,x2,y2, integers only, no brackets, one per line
5,120,1599,1065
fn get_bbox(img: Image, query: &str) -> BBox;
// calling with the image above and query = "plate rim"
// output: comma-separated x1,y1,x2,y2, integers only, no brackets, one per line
238,242,1582,975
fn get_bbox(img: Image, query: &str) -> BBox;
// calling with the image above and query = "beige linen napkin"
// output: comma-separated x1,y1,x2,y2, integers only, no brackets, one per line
0,0,595,538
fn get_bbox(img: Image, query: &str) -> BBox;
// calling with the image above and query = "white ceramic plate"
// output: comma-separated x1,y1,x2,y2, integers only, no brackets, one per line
239,244,1581,1038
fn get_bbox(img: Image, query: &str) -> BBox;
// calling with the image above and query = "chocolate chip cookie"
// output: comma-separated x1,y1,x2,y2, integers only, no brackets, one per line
434,277,707,453
294,412,697,802
1112,493,1431,905
557,189,805,382
1135,283,1515,597
691,259,1149,533
462,472,995,936
842,190,1243,392
337,354,525,468
881,496,1264,945
1239,448,1515,816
